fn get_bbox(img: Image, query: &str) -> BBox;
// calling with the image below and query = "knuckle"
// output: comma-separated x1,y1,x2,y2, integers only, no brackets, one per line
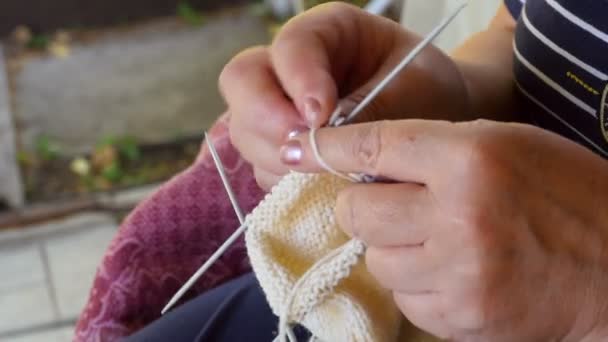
351,121,387,175
458,207,495,252
219,46,268,92
461,120,503,171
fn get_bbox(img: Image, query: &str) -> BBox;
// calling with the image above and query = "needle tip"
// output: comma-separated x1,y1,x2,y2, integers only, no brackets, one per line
161,301,174,315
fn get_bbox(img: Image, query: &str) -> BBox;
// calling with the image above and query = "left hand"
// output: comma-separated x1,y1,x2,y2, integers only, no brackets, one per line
281,119,608,341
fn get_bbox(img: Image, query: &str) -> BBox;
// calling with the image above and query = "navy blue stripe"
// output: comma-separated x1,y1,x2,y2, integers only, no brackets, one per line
515,57,599,128
515,21,603,108
520,95,607,156
526,0,608,70
558,0,608,34
505,0,524,18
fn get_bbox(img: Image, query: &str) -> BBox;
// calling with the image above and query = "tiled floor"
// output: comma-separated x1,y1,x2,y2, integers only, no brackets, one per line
10,327,75,342
0,213,118,341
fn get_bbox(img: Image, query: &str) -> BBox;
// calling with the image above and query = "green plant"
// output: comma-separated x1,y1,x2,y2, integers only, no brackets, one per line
91,135,143,186
177,2,204,26
16,151,34,165
97,135,141,162
28,34,50,50
116,136,141,162
101,161,124,183
35,135,61,161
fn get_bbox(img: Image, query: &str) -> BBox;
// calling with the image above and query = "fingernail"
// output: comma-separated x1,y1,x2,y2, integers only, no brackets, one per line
287,126,308,140
280,140,303,165
303,98,321,128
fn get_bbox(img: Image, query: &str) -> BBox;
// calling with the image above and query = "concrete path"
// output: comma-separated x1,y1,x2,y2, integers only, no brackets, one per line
0,213,118,341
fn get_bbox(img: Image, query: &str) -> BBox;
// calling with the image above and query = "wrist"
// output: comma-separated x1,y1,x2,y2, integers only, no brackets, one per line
452,58,519,122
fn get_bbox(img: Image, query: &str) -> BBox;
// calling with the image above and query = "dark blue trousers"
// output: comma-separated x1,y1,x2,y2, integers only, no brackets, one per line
124,273,310,342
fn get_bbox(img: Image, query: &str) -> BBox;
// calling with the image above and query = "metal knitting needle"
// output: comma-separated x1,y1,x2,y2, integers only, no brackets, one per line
329,2,468,126
161,133,246,315
163,0,309,312
204,132,245,223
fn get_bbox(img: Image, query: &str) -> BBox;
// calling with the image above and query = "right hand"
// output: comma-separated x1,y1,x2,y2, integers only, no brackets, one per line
219,2,471,190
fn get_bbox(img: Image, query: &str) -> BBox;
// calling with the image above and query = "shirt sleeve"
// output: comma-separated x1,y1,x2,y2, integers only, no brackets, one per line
504,0,525,19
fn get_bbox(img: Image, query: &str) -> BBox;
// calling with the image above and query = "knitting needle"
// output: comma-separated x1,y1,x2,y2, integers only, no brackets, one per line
329,2,468,126
161,134,246,315
161,223,248,315
204,132,246,223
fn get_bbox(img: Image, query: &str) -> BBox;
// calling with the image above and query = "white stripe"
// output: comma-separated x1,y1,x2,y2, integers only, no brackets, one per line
516,82,608,157
514,42,597,117
522,8,608,81
546,0,608,44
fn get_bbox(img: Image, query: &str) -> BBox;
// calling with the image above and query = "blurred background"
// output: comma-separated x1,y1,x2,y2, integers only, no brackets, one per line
0,0,498,341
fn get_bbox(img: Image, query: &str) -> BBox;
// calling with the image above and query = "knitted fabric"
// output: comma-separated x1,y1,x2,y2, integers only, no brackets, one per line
245,172,438,342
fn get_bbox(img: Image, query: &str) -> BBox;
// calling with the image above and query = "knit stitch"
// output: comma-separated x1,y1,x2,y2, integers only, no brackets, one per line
245,172,440,342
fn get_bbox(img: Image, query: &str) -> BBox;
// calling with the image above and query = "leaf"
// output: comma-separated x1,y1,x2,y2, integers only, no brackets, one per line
116,136,141,162
101,161,124,183
17,151,33,165
28,34,50,50
35,135,61,161
177,2,204,26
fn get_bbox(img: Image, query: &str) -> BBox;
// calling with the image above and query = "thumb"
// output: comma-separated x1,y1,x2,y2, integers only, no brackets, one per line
279,120,463,184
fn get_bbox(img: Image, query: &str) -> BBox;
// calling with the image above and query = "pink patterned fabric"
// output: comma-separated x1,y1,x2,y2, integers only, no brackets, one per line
74,114,265,342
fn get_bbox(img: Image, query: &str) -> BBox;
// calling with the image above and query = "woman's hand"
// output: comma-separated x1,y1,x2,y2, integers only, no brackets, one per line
219,2,471,190
282,119,608,341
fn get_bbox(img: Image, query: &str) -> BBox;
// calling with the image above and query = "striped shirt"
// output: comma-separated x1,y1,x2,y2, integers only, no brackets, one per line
505,0,608,157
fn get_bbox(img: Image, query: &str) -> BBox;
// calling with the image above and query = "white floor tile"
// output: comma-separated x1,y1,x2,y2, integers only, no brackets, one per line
45,226,116,319
0,284,54,334
5,326,74,342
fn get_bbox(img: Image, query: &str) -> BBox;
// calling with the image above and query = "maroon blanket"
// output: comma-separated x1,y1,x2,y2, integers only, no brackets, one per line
74,114,265,341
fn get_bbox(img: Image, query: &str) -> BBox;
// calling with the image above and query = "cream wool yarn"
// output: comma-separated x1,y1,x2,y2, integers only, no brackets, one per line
245,172,440,342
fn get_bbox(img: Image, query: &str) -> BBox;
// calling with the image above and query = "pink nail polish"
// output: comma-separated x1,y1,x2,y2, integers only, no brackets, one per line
287,126,307,140
303,98,321,128
280,140,303,165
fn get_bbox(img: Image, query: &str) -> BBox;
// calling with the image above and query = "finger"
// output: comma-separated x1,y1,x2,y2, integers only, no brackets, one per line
253,167,284,191
366,246,441,293
220,46,306,144
270,2,398,127
335,182,435,247
394,292,452,340
229,125,290,176
281,120,469,184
